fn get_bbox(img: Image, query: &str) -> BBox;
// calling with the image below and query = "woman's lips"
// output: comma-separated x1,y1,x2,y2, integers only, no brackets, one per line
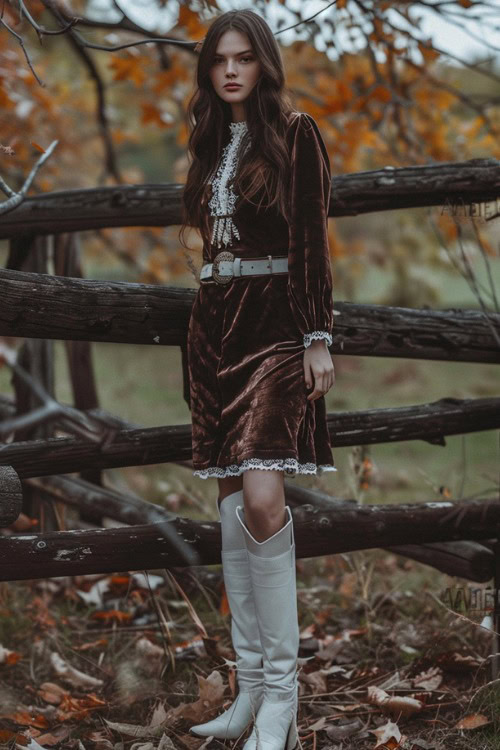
224,84,242,89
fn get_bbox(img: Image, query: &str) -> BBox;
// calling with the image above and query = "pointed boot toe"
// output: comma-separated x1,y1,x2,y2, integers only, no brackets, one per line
190,685,264,739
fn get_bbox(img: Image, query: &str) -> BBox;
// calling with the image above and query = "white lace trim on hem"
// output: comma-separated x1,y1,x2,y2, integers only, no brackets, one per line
303,331,333,348
192,457,337,480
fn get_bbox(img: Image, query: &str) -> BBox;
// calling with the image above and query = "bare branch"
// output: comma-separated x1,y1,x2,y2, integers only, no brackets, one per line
0,341,117,443
0,140,58,215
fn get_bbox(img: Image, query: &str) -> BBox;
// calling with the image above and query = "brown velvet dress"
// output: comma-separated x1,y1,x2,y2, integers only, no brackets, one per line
187,112,336,479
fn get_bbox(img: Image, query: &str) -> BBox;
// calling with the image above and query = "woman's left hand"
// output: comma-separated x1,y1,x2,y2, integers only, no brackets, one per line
304,339,335,401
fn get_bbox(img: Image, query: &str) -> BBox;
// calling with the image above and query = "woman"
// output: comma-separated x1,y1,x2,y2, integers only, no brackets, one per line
180,9,336,750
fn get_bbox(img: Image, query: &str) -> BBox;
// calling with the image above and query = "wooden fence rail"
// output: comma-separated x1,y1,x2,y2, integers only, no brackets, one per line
0,397,498,477
1,267,499,362
0,158,498,238
0,497,498,582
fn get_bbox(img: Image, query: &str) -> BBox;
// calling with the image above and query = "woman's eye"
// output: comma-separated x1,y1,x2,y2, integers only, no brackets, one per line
213,57,254,64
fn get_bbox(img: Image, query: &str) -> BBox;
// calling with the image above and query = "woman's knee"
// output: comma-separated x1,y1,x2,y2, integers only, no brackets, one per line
243,470,284,519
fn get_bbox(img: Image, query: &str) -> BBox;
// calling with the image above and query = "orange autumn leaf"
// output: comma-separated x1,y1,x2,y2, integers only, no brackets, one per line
418,41,440,64
110,575,130,585
141,102,166,127
91,609,132,623
108,55,146,85
0,730,28,745
220,586,230,617
73,638,108,651
455,713,490,729
31,141,46,153
177,5,207,37
10,710,50,729
173,635,205,655
57,692,107,721
370,84,392,103
153,64,190,92
5,651,22,665
38,681,69,705
9,513,38,532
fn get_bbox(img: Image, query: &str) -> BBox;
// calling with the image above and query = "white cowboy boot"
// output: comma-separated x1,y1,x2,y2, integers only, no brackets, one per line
190,489,265,739
235,503,299,750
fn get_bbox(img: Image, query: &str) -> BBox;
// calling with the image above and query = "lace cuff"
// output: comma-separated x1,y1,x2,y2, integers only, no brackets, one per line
303,331,333,349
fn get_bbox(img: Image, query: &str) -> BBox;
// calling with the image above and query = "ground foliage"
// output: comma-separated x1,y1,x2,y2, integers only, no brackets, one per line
0,523,498,750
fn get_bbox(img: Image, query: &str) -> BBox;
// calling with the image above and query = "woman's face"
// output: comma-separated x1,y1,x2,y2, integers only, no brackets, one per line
208,29,262,121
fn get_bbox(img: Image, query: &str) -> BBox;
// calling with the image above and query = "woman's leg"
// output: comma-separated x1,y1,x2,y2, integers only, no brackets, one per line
190,472,264,740
218,475,244,506
242,469,286,541
235,469,299,750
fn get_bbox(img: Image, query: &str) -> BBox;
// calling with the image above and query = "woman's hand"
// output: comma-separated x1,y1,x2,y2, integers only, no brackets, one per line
304,339,335,401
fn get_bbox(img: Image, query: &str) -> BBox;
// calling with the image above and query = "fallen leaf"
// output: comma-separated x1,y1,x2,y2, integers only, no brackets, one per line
104,719,162,740
455,713,490,729
0,644,21,664
15,739,46,750
132,573,164,590
412,666,443,691
165,669,225,723
308,716,327,731
35,727,72,746
8,513,38,532
75,578,110,607
435,651,484,673
38,682,70,705
136,637,164,660
369,719,402,748
366,685,423,719
72,638,108,652
149,701,169,729
300,669,327,693
57,693,106,722
50,652,104,689
157,735,176,749
91,609,132,623
0,730,27,745
325,718,363,741
10,711,49,729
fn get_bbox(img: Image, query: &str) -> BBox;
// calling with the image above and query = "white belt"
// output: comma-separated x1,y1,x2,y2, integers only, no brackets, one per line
200,250,288,286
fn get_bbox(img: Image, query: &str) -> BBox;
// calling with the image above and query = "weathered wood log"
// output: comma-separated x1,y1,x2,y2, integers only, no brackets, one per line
0,498,499,581
0,466,23,527
384,541,494,583
27,474,177,527
0,159,498,239
8,236,60,529
0,396,498,477
27,475,496,583
24,475,200,566
54,234,106,525
20,413,496,583
1,268,499,362
284,484,495,582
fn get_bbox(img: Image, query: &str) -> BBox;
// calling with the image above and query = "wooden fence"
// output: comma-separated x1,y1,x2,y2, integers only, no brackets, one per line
0,156,499,674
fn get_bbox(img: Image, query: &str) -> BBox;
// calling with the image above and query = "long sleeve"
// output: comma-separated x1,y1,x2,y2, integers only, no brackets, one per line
286,113,334,349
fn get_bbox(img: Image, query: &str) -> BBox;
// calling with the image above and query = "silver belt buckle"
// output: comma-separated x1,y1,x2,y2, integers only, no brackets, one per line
212,250,235,285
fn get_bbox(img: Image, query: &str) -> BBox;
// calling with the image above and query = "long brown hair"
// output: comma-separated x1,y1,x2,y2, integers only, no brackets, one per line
179,9,295,254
